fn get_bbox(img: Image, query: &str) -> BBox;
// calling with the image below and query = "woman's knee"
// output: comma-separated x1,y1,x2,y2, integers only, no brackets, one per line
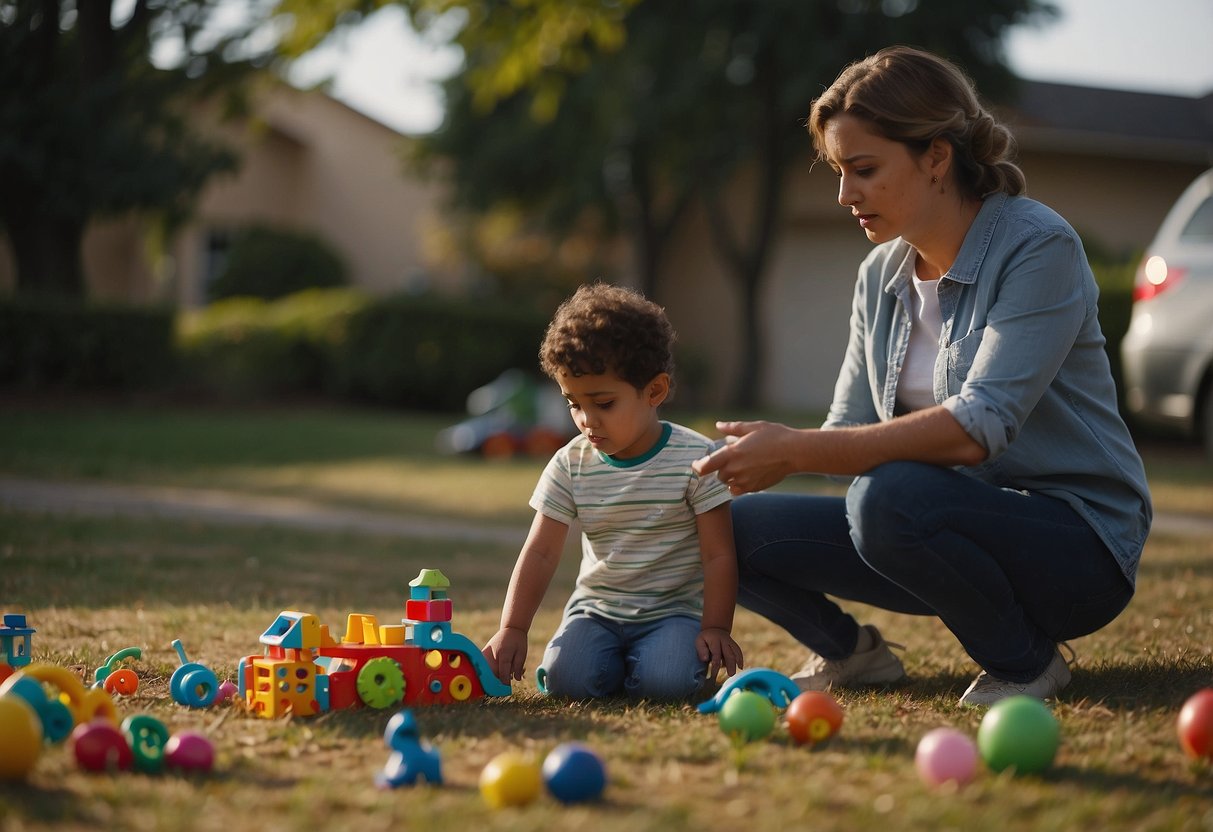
847,462,939,563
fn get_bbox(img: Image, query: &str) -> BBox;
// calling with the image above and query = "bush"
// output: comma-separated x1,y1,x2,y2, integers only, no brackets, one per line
0,297,175,391
177,288,368,399
208,225,348,302
337,294,549,411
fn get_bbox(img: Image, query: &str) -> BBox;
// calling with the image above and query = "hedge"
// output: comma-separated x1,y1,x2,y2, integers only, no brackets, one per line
0,297,176,390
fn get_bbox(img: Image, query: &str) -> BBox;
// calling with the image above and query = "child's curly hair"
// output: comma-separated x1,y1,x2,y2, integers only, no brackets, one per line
539,282,676,392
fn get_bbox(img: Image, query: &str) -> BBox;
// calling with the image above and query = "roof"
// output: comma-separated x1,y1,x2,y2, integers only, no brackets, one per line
1001,81,1213,164
409,568,450,589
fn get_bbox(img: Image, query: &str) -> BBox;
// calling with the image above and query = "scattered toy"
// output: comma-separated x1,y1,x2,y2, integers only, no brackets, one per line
976,695,1059,775
697,667,800,714
170,639,220,709
0,695,41,780
164,731,216,773
92,647,142,696
718,690,777,743
915,727,979,789
542,742,606,804
238,569,509,719
785,691,844,746
480,751,542,808
1177,687,1213,760
71,720,134,772
376,709,442,788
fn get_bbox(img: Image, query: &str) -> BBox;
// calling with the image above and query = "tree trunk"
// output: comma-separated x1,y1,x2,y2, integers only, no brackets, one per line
7,213,87,297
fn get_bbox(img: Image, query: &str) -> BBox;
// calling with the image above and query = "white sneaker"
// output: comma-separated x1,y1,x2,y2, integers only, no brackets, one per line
790,624,907,692
959,644,1074,707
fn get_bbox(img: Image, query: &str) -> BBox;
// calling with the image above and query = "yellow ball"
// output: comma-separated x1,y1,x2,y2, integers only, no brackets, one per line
0,696,43,780
479,751,542,808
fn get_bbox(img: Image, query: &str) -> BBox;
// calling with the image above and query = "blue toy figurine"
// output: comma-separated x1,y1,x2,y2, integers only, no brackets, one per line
376,709,442,788
697,667,801,714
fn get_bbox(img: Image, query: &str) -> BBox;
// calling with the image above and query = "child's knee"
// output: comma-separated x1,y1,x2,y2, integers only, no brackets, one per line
626,661,705,701
540,653,623,699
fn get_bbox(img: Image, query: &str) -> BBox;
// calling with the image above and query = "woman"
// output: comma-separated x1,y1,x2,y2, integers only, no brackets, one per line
692,46,1151,707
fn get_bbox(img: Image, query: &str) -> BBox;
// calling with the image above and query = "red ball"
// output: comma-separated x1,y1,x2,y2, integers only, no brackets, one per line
71,721,134,772
786,691,844,745
164,731,216,773
1178,688,1213,760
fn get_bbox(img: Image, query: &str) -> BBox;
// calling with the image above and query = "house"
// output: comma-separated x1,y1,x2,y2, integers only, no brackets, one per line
0,82,454,306
661,81,1213,411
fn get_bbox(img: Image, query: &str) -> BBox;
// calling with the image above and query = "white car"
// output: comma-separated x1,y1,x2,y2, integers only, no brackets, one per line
1121,167,1213,458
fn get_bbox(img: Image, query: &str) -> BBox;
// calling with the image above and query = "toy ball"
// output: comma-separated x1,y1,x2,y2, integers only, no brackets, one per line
542,742,606,804
786,691,844,745
1177,688,1213,760
0,696,42,780
164,731,216,773
71,720,134,772
718,690,777,743
977,695,1060,774
479,751,542,808
915,727,979,788
215,680,239,705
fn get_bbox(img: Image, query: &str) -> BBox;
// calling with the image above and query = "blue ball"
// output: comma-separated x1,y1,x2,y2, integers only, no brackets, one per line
541,742,606,804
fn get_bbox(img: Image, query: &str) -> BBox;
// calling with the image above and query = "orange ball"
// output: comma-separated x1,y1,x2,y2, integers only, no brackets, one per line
786,691,844,745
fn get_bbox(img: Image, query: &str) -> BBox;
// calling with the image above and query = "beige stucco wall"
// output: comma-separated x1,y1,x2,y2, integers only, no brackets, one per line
171,85,448,307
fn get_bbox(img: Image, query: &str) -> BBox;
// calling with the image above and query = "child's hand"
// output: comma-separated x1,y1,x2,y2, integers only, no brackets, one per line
696,627,744,681
482,626,529,684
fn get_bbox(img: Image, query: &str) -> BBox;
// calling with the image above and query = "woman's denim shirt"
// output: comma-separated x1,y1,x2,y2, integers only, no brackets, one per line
825,193,1152,586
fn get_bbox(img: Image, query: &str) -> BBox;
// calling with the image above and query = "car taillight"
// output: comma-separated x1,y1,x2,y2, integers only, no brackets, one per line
1132,255,1186,302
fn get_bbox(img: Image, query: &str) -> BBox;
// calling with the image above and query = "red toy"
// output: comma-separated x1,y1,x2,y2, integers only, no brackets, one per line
72,721,135,772
786,691,844,745
1178,688,1213,760
237,569,510,718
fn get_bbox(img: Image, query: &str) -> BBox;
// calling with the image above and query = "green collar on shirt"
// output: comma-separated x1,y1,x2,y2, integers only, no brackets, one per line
600,421,672,468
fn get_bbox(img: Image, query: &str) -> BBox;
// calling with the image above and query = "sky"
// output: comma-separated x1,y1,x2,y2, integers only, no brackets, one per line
288,0,1213,135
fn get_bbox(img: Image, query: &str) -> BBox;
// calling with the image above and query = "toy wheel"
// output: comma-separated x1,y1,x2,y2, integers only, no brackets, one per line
449,674,472,701
356,658,405,709
104,668,139,696
40,699,75,745
122,714,170,774
172,665,219,709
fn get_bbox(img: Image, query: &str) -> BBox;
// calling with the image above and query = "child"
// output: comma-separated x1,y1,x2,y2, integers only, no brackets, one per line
481,282,744,700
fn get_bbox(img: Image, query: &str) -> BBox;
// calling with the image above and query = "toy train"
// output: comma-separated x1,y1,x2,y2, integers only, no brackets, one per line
237,568,510,718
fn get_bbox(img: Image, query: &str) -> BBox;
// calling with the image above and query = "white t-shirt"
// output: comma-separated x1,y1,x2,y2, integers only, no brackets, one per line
897,273,944,413
530,421,732,623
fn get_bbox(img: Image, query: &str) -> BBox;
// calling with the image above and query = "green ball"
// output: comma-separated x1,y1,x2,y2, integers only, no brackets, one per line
977,695,1060,774
718,690,776,743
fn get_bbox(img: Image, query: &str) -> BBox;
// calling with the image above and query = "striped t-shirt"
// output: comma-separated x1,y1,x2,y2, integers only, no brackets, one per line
530,421,732,623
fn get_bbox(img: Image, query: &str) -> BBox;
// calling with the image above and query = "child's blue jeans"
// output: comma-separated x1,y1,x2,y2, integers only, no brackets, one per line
537,611,705,700
732,461,1133,683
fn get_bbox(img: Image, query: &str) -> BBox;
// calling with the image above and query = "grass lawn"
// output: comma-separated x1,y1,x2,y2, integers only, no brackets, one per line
1,402,1210,831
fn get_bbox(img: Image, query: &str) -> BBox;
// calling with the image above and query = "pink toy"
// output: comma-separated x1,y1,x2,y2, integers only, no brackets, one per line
215,680,239,705
915,727,979,789
164,731,216,773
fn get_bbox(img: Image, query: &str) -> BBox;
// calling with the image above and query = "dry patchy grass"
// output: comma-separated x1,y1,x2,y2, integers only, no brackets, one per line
1,513,1211,832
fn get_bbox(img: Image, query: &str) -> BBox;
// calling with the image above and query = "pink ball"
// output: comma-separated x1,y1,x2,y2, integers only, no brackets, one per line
164,731,215,773
915,727,979,789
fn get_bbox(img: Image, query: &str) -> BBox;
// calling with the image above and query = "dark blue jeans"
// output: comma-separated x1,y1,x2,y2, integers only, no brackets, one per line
733,462,1133,682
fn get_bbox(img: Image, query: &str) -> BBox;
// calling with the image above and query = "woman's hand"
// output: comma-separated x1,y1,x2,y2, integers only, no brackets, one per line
692,420,798,494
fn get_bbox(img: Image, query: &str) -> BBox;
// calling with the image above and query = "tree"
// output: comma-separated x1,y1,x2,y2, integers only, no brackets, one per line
279,0,1057,406
0,1,277,297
